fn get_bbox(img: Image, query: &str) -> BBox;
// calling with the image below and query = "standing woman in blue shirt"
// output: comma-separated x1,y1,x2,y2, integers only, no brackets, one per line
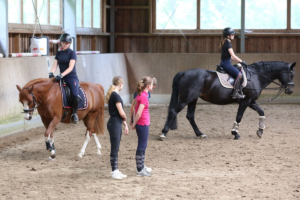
220,27,247,99
49,33,79,123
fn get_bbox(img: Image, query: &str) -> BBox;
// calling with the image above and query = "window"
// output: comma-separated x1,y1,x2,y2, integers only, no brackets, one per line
245,0,287,29
156,0,197,29
200,0,241,29
8,0,61,25
93,0,101,28
8,0,21,23
291,0,300,29
76,0,102,28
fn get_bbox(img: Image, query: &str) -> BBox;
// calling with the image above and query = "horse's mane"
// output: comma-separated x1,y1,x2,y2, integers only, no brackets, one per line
248,61,289,73
24,78,50,88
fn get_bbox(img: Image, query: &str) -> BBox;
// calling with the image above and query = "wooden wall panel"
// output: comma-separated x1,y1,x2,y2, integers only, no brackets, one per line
115,0,149,6
9,33,61,55
115,10,149,33
114,35,300,53
76,35,109,53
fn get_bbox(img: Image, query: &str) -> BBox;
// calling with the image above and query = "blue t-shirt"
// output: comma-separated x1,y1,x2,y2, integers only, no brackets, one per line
133,91,151,100
55,48,77,79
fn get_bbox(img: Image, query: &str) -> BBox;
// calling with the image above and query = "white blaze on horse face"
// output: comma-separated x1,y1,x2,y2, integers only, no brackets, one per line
23,100,30,119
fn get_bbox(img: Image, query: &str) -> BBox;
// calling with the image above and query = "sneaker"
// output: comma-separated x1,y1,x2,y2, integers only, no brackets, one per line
145,166,152,173
111,169,123,180
137,168,152,177
137,166,152,174
119,170,127,178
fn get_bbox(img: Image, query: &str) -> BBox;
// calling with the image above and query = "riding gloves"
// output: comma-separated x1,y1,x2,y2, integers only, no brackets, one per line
49,72,55,79
55,73,63,81
240,61,247,66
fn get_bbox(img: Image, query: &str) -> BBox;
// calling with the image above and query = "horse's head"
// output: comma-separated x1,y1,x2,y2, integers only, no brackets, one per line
16,85,36,120
278,62,296,94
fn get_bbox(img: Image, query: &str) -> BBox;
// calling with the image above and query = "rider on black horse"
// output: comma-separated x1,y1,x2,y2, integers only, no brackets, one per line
49,33,79,124
220,27,247,99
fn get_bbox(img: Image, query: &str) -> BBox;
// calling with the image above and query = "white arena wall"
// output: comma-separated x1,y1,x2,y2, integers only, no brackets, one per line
0,53,299,136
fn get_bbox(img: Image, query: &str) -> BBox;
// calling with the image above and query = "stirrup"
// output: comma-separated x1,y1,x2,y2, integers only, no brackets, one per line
232,90,245,99
70,114,79,124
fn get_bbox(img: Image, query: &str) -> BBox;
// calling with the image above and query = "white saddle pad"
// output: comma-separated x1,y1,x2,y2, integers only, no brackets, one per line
216,69,247,89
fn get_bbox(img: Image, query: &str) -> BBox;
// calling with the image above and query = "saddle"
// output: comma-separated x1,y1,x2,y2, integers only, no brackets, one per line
59,80,88,110
216,64,247,89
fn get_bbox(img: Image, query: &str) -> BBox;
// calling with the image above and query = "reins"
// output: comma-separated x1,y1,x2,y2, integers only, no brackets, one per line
241,65,289,103
23,81,56,113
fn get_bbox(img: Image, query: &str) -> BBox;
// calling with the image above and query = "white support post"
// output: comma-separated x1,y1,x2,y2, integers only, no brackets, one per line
0,0,9,58
63,0,77,51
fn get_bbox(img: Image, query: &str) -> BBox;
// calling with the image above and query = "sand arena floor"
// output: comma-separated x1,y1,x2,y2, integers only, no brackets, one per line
0,104,300,199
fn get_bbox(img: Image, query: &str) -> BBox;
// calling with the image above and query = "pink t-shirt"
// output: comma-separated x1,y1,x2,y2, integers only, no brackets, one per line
135,91,150,126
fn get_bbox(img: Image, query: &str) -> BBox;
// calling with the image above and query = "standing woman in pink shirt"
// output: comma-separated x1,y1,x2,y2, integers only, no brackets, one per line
131,76,153,176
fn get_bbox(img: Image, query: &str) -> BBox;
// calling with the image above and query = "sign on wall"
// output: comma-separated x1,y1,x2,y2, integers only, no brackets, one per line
29,36,50,56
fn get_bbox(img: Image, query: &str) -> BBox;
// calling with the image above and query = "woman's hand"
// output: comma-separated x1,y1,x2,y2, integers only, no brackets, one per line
131,123,136,130
123,121,129,135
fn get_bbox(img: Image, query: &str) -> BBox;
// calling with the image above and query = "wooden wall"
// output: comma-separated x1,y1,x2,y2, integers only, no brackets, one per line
9,33,61,56
7,0,300,54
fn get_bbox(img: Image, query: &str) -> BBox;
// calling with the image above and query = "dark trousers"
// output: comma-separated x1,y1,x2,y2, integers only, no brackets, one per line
220,59,241,78
63,78,79,98
135,124,149,172
107,117,123,171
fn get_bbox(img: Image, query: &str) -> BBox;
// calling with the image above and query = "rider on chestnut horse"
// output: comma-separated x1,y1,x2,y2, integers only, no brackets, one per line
49,33,79,124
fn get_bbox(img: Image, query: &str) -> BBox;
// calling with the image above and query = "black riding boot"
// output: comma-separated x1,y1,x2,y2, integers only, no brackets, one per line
232,76,245,99
71,96,79,124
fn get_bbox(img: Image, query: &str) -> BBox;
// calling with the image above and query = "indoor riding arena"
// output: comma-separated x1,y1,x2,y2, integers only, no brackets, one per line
1,0,300,199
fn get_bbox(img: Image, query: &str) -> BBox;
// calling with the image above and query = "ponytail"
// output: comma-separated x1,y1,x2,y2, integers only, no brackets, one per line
105,85,116,104
219,36,226,49
136,76,153,95
105,76,123,104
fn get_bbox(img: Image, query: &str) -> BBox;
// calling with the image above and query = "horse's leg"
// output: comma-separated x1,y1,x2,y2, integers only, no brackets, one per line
186,99,207,139
160,100,187,140
78,112,99,158
249,102,265,138
43,117,60,159
232,100,251,140
78,131,91,158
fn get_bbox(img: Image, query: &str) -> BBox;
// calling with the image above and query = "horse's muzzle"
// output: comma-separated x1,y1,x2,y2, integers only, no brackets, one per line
285,82,294,94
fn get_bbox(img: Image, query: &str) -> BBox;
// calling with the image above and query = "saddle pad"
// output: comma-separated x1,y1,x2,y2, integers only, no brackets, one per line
60,83,88,110
216,69,247,89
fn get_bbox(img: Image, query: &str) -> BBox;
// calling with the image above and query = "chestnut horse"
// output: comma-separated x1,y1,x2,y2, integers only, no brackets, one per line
16,78,105,159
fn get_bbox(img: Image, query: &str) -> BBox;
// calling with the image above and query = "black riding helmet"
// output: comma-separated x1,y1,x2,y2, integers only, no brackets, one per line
223,27,235,38
60,33,72,43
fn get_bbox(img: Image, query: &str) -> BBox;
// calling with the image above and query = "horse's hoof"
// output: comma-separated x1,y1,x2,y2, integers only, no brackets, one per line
48,157,55,161
256,129,263,138
198,134,207,139
233,136,241,140
78,152,84,158
97,149,101,155
159,134,166,141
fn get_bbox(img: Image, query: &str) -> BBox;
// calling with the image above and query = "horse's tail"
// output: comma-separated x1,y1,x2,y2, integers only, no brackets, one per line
94,84,105,135
166,72,184,130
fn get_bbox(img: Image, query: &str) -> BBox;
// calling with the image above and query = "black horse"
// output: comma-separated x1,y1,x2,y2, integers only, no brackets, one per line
160,61,296,140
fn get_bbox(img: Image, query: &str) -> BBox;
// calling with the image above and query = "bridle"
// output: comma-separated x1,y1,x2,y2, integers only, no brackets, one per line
22,82,55,114
242,64,295,103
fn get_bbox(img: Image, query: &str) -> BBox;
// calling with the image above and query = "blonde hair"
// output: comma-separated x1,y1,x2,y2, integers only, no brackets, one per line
152,77,158,86
219,36,227,49
105,76,123,104
137,76,153,95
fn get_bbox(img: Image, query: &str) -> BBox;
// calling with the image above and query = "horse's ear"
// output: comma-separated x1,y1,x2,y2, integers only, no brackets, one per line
16,85,22,92
28,85,34,93
290,62,296,70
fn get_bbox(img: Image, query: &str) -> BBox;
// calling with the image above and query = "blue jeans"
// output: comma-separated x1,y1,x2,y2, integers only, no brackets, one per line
220,59,240,79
